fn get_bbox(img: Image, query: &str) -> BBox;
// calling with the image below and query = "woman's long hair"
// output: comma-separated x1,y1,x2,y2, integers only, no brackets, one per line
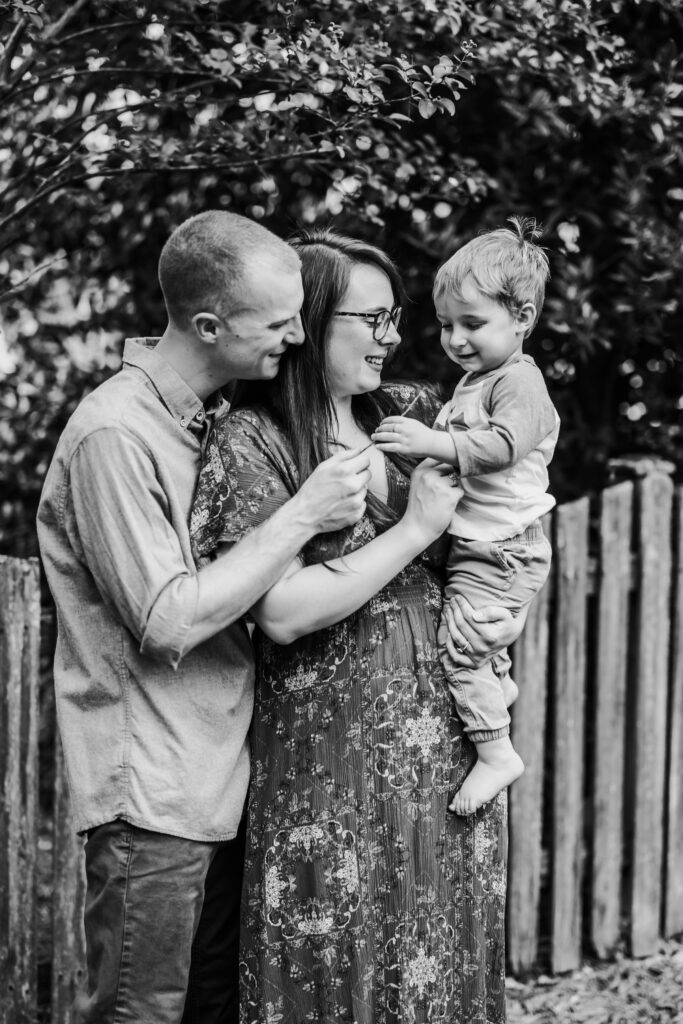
232,228,421,554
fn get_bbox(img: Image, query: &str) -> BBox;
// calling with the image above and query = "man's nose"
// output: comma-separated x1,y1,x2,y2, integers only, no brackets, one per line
286,315,305,347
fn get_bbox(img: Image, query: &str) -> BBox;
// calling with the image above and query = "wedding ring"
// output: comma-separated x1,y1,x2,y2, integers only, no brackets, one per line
456,639,471,654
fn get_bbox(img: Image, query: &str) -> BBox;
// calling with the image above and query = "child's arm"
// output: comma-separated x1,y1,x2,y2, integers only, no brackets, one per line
451,364,557,477
372,417,458,464
377,362,558,477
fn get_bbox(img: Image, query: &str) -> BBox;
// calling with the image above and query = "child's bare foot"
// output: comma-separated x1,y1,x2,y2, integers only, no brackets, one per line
501,676,519,708
449,736,524,815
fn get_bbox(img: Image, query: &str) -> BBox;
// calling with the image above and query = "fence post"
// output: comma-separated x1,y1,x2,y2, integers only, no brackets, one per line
0,556,40,1024
51,734,87,1024
508,515,552,974
628,472,673,957
591,481,633,957
665,486,683,937
551,499,589,973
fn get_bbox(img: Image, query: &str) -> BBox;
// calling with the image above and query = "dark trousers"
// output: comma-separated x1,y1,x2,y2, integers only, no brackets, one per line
76,818,246,1024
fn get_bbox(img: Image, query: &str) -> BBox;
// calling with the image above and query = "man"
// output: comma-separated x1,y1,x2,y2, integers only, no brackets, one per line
37,211,373,1023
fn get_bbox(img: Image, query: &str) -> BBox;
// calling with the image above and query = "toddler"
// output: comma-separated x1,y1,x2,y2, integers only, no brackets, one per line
372,217,560,814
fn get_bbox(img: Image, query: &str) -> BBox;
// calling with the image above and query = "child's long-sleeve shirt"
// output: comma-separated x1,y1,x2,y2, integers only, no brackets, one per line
433,353,560,542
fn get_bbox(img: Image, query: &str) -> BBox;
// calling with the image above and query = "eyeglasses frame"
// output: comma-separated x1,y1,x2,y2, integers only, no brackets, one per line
333,305,403,341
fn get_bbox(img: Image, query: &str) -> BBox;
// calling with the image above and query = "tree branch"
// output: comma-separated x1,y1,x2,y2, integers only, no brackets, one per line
0,147,333,243
0,14,27,85
2,65,227,105
0,252,68,301
51,18,242,49
44,0,91,41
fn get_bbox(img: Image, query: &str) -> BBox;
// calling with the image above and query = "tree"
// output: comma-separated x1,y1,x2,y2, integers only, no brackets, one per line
1,0,681,554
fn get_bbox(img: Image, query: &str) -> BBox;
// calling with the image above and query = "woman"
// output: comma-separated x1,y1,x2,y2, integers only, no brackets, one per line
191,230,517,1023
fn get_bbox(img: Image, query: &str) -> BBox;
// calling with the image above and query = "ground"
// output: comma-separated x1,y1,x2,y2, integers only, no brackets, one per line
506,941,683,1023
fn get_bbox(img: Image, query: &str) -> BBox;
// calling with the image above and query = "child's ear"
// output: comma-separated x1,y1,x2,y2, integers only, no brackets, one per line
516,302,536,335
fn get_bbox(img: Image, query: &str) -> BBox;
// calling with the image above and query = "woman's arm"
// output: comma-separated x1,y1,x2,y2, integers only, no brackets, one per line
249,460,462,644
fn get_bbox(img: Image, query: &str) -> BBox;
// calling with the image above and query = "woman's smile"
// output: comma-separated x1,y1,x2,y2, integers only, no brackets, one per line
326,263,401,399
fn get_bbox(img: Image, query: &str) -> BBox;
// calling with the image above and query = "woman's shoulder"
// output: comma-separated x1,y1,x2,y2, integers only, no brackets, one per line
212,404,284,450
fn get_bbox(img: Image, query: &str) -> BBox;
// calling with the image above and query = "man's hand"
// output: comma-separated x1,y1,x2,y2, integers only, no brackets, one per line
442,594,527,668
372,416,455,462
295,447,371,533
401,459,462,544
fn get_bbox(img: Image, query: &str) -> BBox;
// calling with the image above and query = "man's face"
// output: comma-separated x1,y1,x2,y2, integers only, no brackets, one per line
217,264,305,381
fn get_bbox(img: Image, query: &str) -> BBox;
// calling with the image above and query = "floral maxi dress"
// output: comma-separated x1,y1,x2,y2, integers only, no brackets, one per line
191,384,508,1024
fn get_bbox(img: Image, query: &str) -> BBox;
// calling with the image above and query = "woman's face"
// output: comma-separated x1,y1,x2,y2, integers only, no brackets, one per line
325,263,401,401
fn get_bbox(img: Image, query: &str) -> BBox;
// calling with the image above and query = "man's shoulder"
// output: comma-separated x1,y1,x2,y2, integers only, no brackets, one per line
57,366,157,456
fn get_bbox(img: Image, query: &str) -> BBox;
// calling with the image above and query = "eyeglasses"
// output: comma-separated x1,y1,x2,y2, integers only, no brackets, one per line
333,305,402,341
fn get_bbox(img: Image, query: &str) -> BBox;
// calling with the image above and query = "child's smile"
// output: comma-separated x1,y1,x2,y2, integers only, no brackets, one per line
435,277,533,375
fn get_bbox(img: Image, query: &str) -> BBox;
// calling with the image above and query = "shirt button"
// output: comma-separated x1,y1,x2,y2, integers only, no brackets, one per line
180,416,188,427
195,410,204,422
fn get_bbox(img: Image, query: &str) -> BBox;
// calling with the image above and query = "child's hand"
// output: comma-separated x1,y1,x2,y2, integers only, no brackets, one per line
372,416,440,457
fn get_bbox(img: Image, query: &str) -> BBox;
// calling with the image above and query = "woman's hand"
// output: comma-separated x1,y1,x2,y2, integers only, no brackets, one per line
372,417,457,463
401,459,463,544
442,594,528,667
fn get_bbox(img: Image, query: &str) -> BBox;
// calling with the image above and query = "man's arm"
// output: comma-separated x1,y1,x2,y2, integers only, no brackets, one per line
185,448,372,649
248,460,462,643
69,431,370,666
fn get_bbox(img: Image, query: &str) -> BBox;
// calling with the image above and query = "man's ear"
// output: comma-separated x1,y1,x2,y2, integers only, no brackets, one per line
516,302,536,335
192,312,222,344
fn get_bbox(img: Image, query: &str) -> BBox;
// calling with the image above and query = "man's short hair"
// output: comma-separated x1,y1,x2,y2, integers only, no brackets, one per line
158,211,300,328
433,216,550,334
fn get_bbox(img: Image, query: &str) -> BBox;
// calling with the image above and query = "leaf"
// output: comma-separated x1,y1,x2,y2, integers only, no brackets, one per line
418,98,436,118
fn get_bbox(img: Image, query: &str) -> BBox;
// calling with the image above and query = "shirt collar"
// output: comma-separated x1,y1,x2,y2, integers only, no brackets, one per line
123,337,226,430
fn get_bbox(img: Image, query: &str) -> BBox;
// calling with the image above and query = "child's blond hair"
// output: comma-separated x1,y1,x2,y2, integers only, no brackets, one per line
433,217,550,336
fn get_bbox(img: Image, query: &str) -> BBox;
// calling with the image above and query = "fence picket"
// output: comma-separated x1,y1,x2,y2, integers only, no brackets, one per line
0,557,40,1024
551,499,589,973
508,517,552,974
665,486,683,937
51,735,87,1024
629,473,673,957
591,482,633,957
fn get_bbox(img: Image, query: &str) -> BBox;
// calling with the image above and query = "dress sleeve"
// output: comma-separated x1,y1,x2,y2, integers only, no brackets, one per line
190,409,299,563
381,381,444,426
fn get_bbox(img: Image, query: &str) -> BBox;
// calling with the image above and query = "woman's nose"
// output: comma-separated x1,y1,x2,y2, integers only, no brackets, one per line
382,321,401,346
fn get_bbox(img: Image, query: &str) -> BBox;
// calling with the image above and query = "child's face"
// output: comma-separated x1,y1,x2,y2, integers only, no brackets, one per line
435,278,534,374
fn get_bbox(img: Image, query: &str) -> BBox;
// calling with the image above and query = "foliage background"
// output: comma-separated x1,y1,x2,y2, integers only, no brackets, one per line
1,0,682,557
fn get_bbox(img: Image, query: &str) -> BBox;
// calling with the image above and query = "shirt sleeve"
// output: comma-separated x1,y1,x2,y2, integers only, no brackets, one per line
66,428,199,668
190,410,297,563
450,361,559,478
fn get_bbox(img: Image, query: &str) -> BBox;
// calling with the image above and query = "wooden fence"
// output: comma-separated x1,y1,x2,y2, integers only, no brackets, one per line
1,466,683,1021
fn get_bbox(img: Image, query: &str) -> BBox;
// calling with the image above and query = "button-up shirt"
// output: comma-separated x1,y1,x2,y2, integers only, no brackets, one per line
37,339,254,840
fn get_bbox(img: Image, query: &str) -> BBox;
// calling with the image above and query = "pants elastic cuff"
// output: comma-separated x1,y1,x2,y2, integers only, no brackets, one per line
468,726,510,743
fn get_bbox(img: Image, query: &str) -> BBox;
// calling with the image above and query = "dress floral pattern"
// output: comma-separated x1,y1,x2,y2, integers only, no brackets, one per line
191,383,507,1024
